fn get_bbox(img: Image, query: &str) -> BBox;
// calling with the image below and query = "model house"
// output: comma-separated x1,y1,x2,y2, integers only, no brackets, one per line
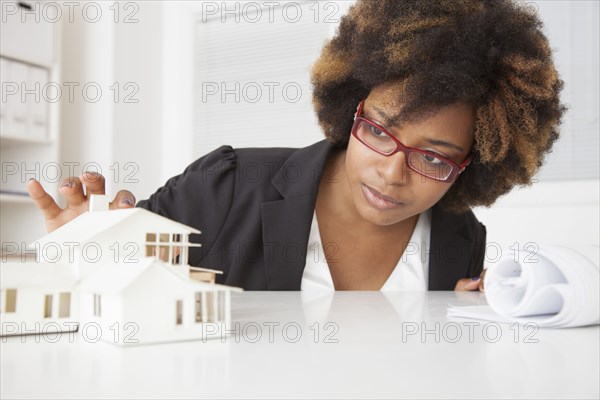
34,195,202,279
0,263,79,336
0,195,241,345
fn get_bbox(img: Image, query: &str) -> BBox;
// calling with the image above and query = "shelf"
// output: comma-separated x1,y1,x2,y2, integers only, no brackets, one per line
0,252,37,262
0,193,34,204
1,16,59,249
0,134,53,146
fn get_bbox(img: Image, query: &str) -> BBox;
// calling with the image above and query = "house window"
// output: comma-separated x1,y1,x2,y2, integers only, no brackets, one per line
145,233,156,256
176,300,183,325
44,294,53,318
172,234,183,264
5,289,17,313
206,292,215,322
145,233,185,264
59,292,71,318
93,294,101,317
195,292,203,323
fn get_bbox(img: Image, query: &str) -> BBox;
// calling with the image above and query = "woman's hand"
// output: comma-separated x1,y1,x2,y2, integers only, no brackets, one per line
27,172,136,233
454,270,486,292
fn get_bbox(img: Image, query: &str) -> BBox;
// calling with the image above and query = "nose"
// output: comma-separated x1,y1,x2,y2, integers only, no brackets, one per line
377,150,409,185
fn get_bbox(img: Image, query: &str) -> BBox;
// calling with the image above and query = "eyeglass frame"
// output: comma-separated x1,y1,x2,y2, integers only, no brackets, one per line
351,99,473,183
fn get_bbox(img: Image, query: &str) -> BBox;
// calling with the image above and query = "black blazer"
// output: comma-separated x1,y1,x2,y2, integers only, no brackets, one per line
137,139,486,290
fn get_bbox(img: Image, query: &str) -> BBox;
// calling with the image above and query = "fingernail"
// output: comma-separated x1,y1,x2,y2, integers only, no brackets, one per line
471,276,480,281
28,178,36,182
61,182,73,188
120,198,134,206
84,171,101,183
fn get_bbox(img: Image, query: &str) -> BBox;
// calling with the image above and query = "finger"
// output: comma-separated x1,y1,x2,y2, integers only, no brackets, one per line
454,277,480,291
454,278,467,291
26,179,62,221
478,269,487,292
110,190,136,209
59,177,86,207
173,246,181,258
463,278,481,291
159,247,168,261
80,171,106,196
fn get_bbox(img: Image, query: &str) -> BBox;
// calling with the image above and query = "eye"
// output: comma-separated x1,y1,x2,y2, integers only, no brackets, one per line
421,152,444,165
368,125,386,137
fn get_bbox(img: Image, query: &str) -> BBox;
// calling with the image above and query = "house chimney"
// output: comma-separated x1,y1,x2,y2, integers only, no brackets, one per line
89,194,109,212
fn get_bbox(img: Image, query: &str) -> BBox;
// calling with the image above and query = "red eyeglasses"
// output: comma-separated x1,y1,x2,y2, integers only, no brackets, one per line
351,100,472,183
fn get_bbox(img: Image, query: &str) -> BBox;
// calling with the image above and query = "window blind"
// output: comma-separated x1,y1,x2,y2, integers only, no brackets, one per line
193,1,354,156
531,1,599,181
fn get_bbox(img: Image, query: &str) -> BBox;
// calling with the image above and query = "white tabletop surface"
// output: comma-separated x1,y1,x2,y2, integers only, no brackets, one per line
1,291,599,399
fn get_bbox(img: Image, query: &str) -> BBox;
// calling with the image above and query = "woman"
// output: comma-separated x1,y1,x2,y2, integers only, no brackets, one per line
27,0,566,291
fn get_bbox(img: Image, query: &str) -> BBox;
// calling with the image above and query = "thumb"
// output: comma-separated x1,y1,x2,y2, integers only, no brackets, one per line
110,190,136,209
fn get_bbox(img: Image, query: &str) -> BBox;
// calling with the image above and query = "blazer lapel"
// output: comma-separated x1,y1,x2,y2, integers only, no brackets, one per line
428,205,473,290
262,140,335,290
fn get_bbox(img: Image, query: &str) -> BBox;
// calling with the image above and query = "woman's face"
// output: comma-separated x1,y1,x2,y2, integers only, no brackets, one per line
342,82,475,227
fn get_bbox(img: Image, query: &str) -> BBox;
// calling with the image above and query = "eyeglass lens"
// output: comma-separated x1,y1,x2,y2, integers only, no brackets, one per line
355,119,453,181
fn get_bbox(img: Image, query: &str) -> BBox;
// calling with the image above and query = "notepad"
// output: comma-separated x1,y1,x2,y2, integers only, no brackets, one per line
447,245,600,328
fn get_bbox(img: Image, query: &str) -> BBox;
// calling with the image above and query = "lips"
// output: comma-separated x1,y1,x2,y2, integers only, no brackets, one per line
361,184,405,210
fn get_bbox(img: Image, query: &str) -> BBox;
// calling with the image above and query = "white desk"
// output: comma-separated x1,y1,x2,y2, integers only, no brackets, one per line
1,291,598,399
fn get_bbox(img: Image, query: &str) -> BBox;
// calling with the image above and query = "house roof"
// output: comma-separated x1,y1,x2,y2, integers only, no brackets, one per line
0,262,77,288
77,257,243,294
76,258,155,294
31,208,201,248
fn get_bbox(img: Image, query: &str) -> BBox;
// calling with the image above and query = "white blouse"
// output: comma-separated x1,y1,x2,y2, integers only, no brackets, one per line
301,209,432,291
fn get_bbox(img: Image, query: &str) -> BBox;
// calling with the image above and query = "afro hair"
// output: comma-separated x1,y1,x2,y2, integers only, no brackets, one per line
310,0,567,212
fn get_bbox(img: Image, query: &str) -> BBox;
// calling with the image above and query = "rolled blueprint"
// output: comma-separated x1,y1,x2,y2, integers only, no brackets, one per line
447,245,599,328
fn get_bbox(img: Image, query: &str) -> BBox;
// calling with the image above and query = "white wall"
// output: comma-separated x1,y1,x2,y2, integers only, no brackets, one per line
160,3,196,183
60,1,196,201
60,2,114,198
473,180,599,250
